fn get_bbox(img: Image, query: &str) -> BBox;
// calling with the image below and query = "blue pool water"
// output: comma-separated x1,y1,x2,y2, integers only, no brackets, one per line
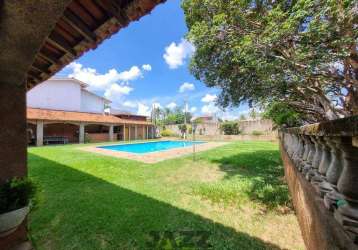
98,140,205,154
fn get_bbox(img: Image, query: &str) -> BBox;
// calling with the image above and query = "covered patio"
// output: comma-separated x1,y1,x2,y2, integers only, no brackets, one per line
27,108,155,146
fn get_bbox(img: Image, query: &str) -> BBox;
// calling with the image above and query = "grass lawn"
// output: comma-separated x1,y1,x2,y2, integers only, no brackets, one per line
28,141,304,250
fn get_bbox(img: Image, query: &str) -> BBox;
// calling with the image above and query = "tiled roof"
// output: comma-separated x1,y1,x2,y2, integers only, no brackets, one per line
27,108,152,125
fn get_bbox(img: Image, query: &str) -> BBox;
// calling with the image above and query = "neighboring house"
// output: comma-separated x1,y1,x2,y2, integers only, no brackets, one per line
27,78,154,146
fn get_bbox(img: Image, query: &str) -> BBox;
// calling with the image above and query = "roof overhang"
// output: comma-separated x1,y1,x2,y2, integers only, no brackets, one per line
26,0,165,90
27,108,152,125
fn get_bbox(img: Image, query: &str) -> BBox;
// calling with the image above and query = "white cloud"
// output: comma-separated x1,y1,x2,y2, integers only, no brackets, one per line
104,83,133,101
190,106,197,113
66,62,142,92
201,94,217,103
163,39,195,69
117,66,142,81
201,102,220,114
123,101,137,108
137,103,150,116
179,82,195,93
142,64,152,71
166,102,177,109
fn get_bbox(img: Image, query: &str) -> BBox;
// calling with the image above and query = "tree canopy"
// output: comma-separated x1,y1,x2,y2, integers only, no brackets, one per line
182,0,358,124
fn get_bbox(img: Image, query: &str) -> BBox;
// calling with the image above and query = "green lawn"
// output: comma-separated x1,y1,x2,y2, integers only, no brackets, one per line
28,141,304,250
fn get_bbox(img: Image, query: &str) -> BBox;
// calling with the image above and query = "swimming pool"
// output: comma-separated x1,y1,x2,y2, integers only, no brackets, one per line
98,140,205,154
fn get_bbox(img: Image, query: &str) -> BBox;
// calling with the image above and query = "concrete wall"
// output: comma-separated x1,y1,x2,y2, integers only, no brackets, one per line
27,79,81,111
164,119,274,136
238,119,273,134
80,90,106,114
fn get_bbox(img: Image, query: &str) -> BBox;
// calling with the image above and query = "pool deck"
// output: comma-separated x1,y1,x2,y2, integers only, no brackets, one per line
80,140,227,163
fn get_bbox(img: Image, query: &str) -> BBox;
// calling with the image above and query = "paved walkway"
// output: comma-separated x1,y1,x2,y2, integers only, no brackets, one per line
80,141,227,163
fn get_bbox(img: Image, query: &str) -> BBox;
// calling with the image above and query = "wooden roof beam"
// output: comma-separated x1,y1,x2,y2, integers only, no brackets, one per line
27,72,42,81
93,0,129,26
31,64,50,75
62,9,97,43
38,50,58,65
47,32,77,57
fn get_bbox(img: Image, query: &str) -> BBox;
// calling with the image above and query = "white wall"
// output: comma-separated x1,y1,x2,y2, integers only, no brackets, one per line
27,79,81,112
80,90,106,113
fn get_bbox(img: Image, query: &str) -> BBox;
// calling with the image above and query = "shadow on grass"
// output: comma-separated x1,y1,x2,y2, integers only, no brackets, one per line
211,150,290,209
28,153,287,250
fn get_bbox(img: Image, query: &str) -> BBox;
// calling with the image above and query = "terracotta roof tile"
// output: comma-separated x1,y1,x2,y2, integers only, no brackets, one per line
27,108,152,125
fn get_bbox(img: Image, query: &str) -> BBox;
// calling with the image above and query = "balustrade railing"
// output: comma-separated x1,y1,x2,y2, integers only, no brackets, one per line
280,116,358,244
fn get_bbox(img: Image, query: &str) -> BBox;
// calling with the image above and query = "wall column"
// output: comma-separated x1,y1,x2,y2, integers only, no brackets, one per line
135,125,138,140
129,126,131,141
146,126,149,140
79,123,85,143
142,126,145,140
109,125,114,141
36,120,44,146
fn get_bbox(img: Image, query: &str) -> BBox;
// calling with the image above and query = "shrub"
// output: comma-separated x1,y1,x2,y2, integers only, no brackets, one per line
0,177,35,214
220,122,240,135
160,129,174,137
251,130,263,136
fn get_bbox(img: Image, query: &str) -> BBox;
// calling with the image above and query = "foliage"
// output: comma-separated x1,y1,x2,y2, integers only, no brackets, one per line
251,130,263,136
160,129,174,137
182,0,358,122
220,121,240,135
239,114,246,120
153,106,192,125
263,102,303,127
0,177,35,214
178,124,188,138
28,141,303,249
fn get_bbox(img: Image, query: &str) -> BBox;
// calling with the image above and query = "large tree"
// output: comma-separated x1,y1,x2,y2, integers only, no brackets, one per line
182,0,358,123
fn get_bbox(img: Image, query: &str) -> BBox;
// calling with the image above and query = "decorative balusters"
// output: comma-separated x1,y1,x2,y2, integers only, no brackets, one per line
280,117,358,244
302,136,316,175
334,137,358,242
306,136,322,181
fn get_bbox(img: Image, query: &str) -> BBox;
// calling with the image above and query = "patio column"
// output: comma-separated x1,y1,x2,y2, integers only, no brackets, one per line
123,124,126,141
142,126,145,140
79,123,85,143
129,126,131,141
109,125,114,141
36,120,44,146
135,125,138,140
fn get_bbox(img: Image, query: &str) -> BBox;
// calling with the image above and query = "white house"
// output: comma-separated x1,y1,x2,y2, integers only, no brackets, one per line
27,77,110,113
26,77,154,146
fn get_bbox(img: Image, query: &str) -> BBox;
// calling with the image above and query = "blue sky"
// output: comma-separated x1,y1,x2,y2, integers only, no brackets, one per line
58,0,248,119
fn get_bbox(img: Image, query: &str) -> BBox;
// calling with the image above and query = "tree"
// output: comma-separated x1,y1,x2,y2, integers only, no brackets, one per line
178,124,187,138
220,121,240,135
263,102,303,127
182,0,358,123
239,114,246,120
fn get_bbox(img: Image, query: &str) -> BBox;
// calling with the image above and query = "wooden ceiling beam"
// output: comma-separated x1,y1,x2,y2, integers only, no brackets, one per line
47,32,77,56
62,9,97,43
31,63,50,74
28,72,42,81
38,51,57,65
93,0,129,26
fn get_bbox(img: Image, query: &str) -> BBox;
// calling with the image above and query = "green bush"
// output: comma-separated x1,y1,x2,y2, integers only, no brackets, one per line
160,129,174,137
0,177,35,214
220,122,240,135
251,130,263,136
